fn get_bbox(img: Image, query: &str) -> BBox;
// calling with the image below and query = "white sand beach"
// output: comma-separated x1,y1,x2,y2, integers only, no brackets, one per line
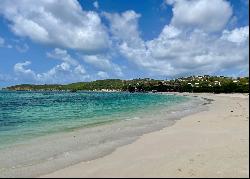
42,93,249,178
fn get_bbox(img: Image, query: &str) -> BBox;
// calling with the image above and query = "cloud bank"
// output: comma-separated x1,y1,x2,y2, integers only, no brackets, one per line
0,0,248,84
0,0,110,53
104,0,248,77
14,49,90,84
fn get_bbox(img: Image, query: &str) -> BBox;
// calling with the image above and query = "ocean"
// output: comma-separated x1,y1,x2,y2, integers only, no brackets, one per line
0,91,204,177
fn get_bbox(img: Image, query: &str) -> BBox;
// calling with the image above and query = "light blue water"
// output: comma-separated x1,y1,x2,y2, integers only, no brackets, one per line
0,91,189,148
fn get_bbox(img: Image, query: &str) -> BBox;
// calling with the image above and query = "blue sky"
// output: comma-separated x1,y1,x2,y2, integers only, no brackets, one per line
0,0,249,87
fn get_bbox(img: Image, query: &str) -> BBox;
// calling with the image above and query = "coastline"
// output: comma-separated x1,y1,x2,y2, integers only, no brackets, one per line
41,93,249,178
0,93,205,178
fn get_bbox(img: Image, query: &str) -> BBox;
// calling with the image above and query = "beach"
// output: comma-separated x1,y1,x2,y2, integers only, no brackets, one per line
41,93,249,178
0,0,248,177
0,92,202,177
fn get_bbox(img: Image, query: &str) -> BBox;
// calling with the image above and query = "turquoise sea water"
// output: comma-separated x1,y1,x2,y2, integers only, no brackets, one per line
0,91,188,148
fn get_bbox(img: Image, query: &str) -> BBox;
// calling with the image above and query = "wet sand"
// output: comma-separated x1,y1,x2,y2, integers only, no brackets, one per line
42,93,249,178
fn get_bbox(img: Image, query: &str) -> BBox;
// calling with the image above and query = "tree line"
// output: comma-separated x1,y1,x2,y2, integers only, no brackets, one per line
4,76,249,93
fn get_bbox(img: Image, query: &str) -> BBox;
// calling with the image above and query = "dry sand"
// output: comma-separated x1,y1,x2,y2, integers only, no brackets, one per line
41,93,249,178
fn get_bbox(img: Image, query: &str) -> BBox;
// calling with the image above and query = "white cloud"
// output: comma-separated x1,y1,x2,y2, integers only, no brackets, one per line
41,48,88,83
14,61,37,81
165,0,175,5
160,25,181,39
97,71,109,79
105,10,249,77
74,65,86,75
221,26,249,44
14,61,90,84
168,0,233,32
82,54,123,77
103,11,142,44
93,1,99,9
14,61,35,75
0,0,110,52
2,0,249,83
37,62,89,84
47,48,78,66
14,49,90,84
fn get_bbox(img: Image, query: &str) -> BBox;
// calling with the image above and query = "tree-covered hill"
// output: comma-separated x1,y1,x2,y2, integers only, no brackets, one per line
3,76,249,93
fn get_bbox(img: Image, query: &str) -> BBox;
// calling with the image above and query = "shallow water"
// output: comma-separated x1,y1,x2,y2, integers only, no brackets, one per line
0,91,206,177
0,91,188,148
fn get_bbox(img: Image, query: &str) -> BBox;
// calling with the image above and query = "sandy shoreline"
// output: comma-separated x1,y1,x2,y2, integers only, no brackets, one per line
0,92,204,178
41,93,249,178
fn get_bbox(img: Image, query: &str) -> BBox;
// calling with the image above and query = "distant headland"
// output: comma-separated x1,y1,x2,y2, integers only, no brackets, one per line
3,75,249,93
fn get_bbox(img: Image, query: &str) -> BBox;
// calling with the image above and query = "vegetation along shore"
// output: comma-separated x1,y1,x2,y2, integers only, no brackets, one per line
3,75,249,93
